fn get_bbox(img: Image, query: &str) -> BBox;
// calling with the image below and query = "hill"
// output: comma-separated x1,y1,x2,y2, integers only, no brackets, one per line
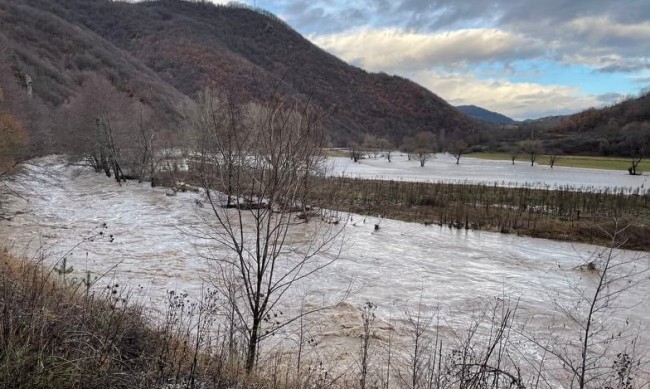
0,0,480,148
478,92,650,160
535,92,650,156
456,105,515,124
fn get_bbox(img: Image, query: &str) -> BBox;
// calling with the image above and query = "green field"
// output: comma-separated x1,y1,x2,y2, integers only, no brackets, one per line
469,152,650,172
324,148,350,157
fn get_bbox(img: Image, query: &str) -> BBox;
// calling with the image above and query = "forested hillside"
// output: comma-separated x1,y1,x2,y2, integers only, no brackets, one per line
547,91,650,156
456,105,515,124
0,0,479,148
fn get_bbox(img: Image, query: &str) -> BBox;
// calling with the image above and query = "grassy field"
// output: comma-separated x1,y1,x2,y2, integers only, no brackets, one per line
469,152,650,172
324,148,350,158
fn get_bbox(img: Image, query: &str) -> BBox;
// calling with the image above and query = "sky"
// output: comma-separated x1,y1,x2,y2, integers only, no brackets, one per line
216,0,650,120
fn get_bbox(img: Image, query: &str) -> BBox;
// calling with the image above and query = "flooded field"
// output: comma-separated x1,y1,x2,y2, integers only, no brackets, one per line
326,153,649,192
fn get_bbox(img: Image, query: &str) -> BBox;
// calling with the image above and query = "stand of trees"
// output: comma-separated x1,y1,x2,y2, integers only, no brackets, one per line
58,75,172,184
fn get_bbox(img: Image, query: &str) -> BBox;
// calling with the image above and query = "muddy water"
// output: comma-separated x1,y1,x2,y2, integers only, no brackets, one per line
1,156,649,384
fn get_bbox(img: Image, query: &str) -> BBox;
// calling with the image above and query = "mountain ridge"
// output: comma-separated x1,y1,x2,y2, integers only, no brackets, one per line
456,105,515,124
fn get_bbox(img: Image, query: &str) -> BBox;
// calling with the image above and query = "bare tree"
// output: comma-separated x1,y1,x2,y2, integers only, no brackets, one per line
399,295,437,389
413,132,436,167
419,297,523,389
377,138,393,162
624,122,650,175
350,141,363,162
526,221,648,388
62,75,135,182
400,135,417,161
448,139,468,165
362,134,380,158
509,147,519,165
521,140,542,167
129,102,159,183
186,90,343,372
360,301,376,389
548,149,562,168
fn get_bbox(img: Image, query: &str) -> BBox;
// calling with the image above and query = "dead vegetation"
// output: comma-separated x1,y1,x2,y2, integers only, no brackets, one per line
309,176,650,251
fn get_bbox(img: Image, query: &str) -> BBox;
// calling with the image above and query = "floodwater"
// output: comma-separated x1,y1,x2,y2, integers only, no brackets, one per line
1,156,649,384
326,153,650,192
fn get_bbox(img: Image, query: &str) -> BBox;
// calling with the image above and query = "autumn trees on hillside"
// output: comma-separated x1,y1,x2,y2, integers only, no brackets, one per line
0,55,29,175
0,87,28,176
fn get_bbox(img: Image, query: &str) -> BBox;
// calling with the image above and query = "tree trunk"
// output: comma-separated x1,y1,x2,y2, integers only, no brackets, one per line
101,151,111,177
246,316,261,372
629,157,641,175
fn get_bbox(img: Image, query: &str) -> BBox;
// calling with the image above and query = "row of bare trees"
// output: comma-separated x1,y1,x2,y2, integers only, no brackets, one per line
349,131,472,167
59,75,174,184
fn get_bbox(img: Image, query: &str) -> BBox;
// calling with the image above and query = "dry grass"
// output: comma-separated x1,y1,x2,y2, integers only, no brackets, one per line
0,249,257,389
311,176,650,251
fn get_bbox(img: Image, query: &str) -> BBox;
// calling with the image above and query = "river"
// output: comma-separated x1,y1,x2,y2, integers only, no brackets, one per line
1,156,648,386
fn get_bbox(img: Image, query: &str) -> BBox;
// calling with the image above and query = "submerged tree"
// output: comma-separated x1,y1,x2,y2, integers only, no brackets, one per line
400,135,417,161
377,138,393,162
509,147,520,165
186,89,343,372
521,140,542,167
624,122,649,175
548,149,562,168
413,131,437,167
448,139,468,165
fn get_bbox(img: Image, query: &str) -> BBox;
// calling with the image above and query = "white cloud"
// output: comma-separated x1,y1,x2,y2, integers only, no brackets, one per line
309,27,604,119
552,17,650,72
411,71,602,120
310,28,545,72
566,16,650,42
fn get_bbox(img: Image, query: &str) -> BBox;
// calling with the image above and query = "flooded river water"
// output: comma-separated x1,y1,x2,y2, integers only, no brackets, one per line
1,156,648,385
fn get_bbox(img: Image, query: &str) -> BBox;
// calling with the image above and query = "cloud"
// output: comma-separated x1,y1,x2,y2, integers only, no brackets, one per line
275,2,370,34
567,16,650,42
411,71,602,120
307,25,612,119
551,17,650,72
277,1,650,74
310,28,545,72
236,0,650,117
